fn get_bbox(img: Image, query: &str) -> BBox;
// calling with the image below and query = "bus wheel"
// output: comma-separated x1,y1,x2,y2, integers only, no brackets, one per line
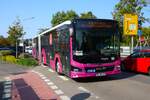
121,63,126,71
148,67,150,76
42,56,44,63
56,61,61,74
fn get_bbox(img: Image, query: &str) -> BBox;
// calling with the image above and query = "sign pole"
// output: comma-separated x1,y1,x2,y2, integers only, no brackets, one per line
139,36,141,50
131,35,134,54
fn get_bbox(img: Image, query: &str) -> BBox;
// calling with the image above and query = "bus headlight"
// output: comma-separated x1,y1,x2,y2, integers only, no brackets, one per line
111,57,115,61
115,65,120,70
72,67,82,72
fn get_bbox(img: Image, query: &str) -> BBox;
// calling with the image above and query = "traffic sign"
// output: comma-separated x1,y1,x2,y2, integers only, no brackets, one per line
123,14,138,35
138,30,142,36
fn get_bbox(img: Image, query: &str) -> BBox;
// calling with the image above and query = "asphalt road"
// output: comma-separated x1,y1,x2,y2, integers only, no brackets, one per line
0,62,28,79
0,62,150,100
34,66,150,100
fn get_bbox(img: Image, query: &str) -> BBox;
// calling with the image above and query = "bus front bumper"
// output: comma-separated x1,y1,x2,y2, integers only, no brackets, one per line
70,69,121,78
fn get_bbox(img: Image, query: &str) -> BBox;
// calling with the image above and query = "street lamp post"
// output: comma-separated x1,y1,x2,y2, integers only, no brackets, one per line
21,17,35,57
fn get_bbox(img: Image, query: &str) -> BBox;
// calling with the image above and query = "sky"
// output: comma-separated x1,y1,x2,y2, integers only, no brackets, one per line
0,0,150,39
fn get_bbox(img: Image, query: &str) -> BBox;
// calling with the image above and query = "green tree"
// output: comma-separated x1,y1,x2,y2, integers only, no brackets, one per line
38,28,49,34
7,18,25,57
0,36,10,46
51,10,79,26
24,38,32,47
51,10,97,27
7,18,25,46
80,11,97,19
112,0,148,46
112,0,148,26
134,26,150,46
142,26,150,35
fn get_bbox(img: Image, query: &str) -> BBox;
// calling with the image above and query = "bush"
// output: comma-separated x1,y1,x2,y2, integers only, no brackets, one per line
0,50,13,56
0,52,38,67
0,56,6,61
17,58,38,67
5,55,17,63
18,53,30,58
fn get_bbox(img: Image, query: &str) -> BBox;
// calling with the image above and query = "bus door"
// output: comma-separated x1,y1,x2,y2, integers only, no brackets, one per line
59,28,70,75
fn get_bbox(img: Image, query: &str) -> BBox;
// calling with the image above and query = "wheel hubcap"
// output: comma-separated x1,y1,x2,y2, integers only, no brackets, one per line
57,62,60,72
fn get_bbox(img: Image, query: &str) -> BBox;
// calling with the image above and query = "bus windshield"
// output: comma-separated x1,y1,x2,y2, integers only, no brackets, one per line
73,20,120,63
75,28,119,53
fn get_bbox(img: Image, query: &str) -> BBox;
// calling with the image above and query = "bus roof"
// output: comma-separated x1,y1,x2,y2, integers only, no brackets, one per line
38,18,117,37
39,20,71,36
74,18,116,22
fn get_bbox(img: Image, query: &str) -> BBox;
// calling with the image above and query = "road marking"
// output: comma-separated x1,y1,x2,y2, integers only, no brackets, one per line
3,88,11,93
38,73,43,76
2,80,12,99
2,93,11,99
58,76,69,81
50,85,58,90
95,96,100,99
78,86,90,93
48,68,54,72
44,79,50,82
31,70,35,73
4,77,11,81
36,72,42,75
89,91,102,100
54,90,64,95
39,74,44,77
4,81,12,85
47,82,54,85
60,95,70,100
32,69,70,100
4,85,11,89
34,71,39,74
36,71,40,74
41,76,47,80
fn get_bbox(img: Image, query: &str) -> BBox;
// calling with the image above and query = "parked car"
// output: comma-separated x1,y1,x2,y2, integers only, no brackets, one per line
121,49,150,75
25,46,32,54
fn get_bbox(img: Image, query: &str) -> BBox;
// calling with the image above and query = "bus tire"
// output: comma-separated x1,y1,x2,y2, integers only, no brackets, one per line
42,56,44,64
121,63,126,71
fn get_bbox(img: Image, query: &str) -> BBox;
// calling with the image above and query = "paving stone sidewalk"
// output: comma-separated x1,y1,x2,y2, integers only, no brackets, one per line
10,71,60,100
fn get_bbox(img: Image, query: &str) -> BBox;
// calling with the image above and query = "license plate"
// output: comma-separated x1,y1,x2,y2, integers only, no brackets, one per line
96,73,106,76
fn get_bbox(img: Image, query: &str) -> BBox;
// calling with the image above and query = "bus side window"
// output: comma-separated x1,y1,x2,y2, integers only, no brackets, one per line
58,29,70,53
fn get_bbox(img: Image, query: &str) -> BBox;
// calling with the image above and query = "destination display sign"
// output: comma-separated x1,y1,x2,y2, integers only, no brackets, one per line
75,20,116,29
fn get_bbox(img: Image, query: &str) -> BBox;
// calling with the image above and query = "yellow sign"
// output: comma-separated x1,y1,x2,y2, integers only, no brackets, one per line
123,14,138,35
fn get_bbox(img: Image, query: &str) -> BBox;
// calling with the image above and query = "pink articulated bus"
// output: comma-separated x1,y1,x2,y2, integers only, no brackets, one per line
33,19,121,78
